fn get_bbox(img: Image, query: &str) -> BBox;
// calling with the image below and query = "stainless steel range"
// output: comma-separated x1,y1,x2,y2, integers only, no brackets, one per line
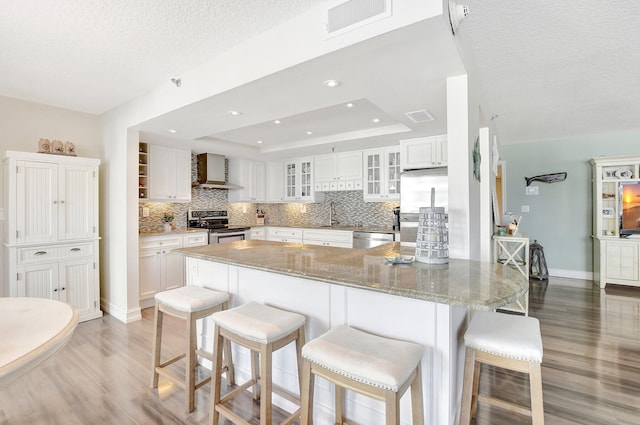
187,209,250,244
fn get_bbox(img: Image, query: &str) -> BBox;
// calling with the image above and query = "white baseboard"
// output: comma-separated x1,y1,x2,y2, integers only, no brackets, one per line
101,300,142,323
547,268,593,281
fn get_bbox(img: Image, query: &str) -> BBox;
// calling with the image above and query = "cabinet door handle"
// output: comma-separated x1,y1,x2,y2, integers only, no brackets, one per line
60,200,65,204
53,288,58,292
53,201,58,204
70,248,81,252
61,287,66,291
35,251,47,255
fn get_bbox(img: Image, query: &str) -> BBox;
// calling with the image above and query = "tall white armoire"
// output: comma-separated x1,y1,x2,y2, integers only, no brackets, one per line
4,151,101,322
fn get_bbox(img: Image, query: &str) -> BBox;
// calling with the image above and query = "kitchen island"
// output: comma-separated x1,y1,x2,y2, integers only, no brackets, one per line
173,240,527,425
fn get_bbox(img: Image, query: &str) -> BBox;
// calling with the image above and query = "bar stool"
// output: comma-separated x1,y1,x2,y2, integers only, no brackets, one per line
209,301,306,425
300,325,424,425
151,285,234,413
459,311,544,425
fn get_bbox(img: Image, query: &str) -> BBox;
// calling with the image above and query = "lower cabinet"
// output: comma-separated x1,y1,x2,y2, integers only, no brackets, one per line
595,238,640,288
249,227,266,240
302,229,353,248
266,227,303,243
8,240,101,322
139,232,208,308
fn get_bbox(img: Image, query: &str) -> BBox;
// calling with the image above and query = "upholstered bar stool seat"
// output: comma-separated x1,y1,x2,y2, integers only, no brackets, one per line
209,301,306,425
460,311,544,425
300,325,424,425
151,286,234,413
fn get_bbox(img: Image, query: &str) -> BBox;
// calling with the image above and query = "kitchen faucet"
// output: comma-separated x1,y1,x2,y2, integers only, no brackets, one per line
329,201,339,226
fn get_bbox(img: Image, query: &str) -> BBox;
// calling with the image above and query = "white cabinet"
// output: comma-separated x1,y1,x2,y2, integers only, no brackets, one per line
266,161,284,202
285,157,321,202
267,227,303,243
139,232,208,308
362,147,401,202
314,152,363,192
605,242,639,283
148,144,191,202
228,159,266,202
400,135,447,170
302,229,353,248
249,227,266,240
4,151,101,322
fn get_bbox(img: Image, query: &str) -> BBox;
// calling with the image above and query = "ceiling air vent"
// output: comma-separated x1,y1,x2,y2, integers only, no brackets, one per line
326,0,391,37
404,109,435,123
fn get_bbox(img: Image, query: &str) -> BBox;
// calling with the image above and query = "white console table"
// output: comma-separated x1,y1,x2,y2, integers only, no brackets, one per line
493,232,530,315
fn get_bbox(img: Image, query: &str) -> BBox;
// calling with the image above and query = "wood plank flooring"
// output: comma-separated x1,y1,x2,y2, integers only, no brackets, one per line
1,277,640,424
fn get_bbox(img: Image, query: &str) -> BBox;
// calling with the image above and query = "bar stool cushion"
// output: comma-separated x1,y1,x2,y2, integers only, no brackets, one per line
302,325,424,392
155,286,229,313
211,301,305,344
464,311,543,363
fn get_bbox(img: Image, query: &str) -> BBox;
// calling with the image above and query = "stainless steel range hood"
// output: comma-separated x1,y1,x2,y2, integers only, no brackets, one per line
196,153,242,189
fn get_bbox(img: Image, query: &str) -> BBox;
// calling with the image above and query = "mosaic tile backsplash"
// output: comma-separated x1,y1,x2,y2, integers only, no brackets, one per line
138,153,399,232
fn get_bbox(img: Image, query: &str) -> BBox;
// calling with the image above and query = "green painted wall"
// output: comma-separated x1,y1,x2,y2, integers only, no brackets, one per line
501,130,640,275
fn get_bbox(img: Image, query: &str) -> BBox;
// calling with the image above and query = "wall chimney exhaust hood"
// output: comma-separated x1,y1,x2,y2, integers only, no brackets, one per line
196,153,242,189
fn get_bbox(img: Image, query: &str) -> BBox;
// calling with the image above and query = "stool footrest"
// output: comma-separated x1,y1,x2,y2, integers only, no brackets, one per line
158,353,185,369
477,394,532,417
219,379,256,404
155,368,186,389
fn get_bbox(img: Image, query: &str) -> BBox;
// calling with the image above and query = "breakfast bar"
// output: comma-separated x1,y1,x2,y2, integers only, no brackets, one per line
173,240,527,425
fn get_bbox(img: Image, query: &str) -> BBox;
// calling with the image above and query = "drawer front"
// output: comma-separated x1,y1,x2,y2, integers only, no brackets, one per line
268,228,303,239
183,234,208,247
303,230,353,243
140,235,182,250
59,243,94,258
17,247,57,263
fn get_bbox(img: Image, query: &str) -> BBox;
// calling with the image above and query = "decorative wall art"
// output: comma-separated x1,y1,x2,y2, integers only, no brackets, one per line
37,138,77,156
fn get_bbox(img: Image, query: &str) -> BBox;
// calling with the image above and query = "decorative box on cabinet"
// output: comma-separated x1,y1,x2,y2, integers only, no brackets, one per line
4,151,101,322
314,151,363,192
147,144,191,202
362,147,401,202
400,135,447,170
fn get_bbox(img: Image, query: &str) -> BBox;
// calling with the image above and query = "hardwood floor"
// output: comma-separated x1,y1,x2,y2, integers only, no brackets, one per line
1,277,640,424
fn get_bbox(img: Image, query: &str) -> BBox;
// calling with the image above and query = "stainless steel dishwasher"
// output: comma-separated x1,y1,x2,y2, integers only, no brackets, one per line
353,231,395,249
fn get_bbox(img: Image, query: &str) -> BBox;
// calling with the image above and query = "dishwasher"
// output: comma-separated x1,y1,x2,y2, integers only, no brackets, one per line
353,231,395,249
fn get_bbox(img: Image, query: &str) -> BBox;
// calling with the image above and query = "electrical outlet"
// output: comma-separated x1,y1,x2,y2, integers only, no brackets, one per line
300,204,307,213
242,205,247,213
526,186,539,195
142,207,150,217
521,205,530,213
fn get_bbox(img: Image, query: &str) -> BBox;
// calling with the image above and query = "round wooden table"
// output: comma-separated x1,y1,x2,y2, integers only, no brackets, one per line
0,297,79,387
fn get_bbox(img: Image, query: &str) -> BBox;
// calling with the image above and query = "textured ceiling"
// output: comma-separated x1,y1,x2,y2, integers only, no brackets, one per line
0,0,318,113
456,0,640,144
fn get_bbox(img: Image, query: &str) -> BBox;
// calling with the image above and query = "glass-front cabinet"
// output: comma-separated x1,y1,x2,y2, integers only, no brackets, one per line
284,157,315,201
363,147,401,202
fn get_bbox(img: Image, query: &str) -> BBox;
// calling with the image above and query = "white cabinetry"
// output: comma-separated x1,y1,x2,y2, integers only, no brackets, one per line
266,161,284,202
591,156,640,288
148,144,191,202
4,151,101,322
139,232,208,308
228,159,266,202
285,157,321,202
302,229,353,248
362,147,401,202
249,227,266,240
314,152,363,192
400,135,447,170
266,227,303,243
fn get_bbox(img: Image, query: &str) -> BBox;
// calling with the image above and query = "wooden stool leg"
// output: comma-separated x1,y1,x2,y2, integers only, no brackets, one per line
223,338,235,386
459,347,476,425
411,363,424,425
251,350,261,401
471,360,481,419
209,326,224,425
296,327,305,395
300,359,314,425
384,390,399,425
260,343,273,425
334,383,344,424
529,362,545,425
186,312,196,413
150,303,163,389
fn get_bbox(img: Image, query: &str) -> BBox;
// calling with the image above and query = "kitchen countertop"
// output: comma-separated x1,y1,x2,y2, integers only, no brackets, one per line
250,223,399,234
173,240,527,311
139,228,208,237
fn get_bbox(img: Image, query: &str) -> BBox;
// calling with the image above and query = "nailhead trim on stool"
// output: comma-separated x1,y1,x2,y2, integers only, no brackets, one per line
209,301,306,425
459,311,544,425
151,286,234,413
300,325,425,425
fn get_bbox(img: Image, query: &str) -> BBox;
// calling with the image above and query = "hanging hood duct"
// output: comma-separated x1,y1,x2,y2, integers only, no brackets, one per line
196,153,242,189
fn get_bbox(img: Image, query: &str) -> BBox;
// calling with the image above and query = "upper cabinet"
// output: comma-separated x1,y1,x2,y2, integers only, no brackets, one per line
285,157,321,202
362,147,401,202
147,144,191,202
228,159,266,203
266,161,284,202
5,152,99,246
314,152,363,192
400,135,447,170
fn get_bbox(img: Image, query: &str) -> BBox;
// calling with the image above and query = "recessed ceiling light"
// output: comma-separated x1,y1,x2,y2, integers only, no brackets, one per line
168,129,177,133
274,120,281,124
306,131,313,135
323,79,341,87
228,110,242,116
257,140,263,144
346,103,354,108
372,118,380,123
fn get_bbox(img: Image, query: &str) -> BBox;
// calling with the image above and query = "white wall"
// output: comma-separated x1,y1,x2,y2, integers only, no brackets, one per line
0,96,101,296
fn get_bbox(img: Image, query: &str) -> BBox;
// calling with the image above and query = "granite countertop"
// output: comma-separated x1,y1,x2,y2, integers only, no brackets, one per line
139,228,208,237
251,223,398,234
173,240,527,311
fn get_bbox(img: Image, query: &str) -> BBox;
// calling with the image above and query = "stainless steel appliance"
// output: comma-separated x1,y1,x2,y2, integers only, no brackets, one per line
187,209,249,244
399,167,448,247
353,231,395,249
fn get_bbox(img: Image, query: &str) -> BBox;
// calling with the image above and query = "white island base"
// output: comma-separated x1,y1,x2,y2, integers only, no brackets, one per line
186,258,468,425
